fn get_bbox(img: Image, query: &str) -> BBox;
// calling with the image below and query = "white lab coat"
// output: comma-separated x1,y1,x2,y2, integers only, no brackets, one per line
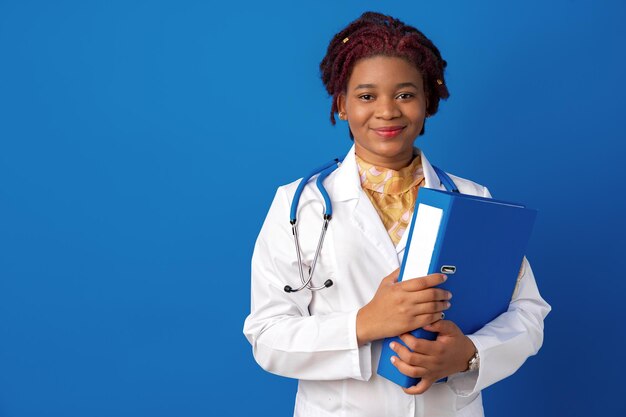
243,145,551,417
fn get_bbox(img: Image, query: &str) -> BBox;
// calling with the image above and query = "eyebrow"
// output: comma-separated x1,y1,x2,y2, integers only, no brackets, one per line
354,82,419,90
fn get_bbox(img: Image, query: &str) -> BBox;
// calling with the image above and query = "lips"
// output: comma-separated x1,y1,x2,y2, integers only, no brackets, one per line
372,126,405,138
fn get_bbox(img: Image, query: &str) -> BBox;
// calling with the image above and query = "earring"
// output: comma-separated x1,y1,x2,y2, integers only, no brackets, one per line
339,112,346,120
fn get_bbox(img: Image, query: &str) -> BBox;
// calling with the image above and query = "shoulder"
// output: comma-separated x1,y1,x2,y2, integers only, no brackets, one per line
273,176,316,207
276,152,352,205
277,177,304,197
419,149,492,198
269,173,327,219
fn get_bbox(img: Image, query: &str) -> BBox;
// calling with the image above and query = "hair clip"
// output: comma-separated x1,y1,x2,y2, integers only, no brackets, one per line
436,79,443,85
342,37,350,44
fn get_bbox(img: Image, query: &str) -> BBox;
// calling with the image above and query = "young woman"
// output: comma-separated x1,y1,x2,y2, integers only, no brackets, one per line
244,11,550,417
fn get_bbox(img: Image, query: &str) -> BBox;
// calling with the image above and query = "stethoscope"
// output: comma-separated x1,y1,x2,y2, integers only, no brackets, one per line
283,158,459,294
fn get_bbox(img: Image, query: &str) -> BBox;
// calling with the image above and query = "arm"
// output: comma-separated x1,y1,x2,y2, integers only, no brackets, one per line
243,187,450,381
445,186,551,396
445,255,551,396
243,187,372,381
388,186,551,395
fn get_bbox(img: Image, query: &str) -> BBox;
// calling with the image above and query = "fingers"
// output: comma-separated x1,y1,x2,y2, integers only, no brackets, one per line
409,288,452,304
390,353,435,395
408,310,448,331
369,270,450,341
399,273,447,292
390,340,420,363
397,334,436,355
423,319,458,335
403,379,434,395
410,300,451,316
390,355,428,379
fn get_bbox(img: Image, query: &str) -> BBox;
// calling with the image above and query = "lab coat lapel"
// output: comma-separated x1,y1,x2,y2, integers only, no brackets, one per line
420,150,447,192
328,147,447,269
328,146,400,270
394,149,446,255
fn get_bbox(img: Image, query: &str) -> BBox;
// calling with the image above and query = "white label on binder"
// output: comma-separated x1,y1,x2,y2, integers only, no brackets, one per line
402,204,443,280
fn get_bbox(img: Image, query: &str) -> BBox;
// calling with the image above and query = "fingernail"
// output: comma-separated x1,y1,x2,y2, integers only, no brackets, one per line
390,356,397,364
390,342,396,350
446,301,451,308
447,292,452,300
442,274,447,281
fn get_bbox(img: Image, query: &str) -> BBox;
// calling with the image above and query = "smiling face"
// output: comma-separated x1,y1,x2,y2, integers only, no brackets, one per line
337,55,428,170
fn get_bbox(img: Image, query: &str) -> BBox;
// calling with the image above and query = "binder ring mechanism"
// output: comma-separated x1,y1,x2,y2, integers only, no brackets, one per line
440,265,457,275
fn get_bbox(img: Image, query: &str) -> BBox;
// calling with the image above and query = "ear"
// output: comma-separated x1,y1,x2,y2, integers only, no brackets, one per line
337,93,347,115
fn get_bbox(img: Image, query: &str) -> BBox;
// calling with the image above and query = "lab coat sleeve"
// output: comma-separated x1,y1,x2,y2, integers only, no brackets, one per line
446,186,551,396
243,187,372,381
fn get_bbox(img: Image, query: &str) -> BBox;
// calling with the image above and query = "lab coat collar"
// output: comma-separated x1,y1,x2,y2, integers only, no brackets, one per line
329,144,446,201
327,145,361,202
328,144,446,262
421,150,447,192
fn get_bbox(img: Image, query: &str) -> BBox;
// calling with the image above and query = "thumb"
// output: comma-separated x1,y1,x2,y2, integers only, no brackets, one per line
424,319,456,335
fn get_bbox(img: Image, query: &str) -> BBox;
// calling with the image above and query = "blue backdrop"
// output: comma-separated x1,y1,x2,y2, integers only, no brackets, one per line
1,1,625,416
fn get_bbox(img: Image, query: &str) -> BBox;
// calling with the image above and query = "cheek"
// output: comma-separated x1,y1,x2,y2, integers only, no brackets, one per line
348,105,371,127
406,105,427,124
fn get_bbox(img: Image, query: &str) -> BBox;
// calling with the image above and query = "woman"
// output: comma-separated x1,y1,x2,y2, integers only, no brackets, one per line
243,11,550,417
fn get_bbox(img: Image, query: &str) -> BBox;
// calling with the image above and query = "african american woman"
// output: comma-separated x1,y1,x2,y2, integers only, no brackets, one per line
244,11,550,417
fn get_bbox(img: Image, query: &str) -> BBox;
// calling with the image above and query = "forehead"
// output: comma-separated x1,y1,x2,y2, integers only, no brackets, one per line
347,55,423,89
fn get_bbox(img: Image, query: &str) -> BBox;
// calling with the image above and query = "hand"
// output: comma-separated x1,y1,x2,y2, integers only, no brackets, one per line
356,269,451,345
388,320,476,395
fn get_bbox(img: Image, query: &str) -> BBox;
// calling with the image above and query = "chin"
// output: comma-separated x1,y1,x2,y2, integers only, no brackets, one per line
376,141,414,155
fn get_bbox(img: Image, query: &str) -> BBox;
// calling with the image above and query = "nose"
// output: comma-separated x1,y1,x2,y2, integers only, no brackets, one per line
375,97,401,120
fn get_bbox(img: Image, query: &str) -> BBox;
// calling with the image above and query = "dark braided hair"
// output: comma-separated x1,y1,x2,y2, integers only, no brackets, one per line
320,12,450,135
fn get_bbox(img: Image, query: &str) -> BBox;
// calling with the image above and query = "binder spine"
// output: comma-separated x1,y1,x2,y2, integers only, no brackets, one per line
376,193,453,388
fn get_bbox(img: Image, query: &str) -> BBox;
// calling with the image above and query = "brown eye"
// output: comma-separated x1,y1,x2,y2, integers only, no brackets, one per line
397,93,414,100
359,94,374,101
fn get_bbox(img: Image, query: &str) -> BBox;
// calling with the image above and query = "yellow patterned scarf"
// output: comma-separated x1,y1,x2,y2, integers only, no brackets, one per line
356,154,425,246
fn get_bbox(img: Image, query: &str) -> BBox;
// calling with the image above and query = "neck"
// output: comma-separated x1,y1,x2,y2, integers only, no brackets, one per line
354,147,415,171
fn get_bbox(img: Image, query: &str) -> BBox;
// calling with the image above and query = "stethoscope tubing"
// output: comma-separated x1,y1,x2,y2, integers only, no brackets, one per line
285,157,458,294
285,159,342,293
432,165,459,193
290,158,342,223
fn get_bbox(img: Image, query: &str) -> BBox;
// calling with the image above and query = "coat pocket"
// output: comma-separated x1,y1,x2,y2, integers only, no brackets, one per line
456,392,484,416
294,394,341,417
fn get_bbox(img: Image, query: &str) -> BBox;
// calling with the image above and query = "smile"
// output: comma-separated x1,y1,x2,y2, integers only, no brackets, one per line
372,126,406,138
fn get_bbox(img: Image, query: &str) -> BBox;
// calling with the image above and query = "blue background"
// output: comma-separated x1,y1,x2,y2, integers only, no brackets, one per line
1,0,625,416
